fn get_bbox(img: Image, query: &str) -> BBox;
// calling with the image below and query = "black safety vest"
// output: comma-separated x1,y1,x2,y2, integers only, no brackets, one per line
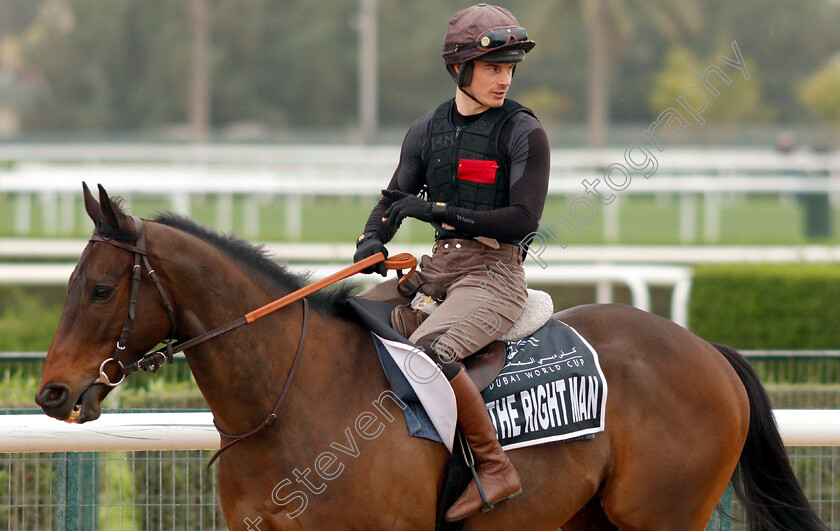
425,98,534,214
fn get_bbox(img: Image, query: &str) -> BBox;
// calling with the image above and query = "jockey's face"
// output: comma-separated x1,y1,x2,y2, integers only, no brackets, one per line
456,60,515,115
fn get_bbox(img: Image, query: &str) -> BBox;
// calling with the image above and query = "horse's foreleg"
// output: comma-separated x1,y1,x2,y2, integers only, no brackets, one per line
561,498,619,530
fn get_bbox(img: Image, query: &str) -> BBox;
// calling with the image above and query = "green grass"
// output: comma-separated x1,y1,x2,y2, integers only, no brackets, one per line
0,286,65,351
719,196,804,244
3,193,840,244
0,355,206,409
0,360,44,408
619,196,682,243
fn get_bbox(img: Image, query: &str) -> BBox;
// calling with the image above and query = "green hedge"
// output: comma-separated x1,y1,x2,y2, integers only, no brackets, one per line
0,286,66,351
689,264,840,349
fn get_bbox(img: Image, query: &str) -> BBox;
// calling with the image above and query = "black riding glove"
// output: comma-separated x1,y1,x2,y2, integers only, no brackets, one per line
381,189,447,230
354,232,389,276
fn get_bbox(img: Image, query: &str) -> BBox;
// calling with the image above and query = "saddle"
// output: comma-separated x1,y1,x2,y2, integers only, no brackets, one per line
390,289,554,390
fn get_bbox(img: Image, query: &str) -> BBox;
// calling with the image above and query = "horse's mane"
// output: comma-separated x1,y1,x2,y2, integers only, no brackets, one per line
152,211,355,316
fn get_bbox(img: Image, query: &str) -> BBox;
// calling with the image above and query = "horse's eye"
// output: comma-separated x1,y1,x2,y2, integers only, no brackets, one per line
91,285,114,301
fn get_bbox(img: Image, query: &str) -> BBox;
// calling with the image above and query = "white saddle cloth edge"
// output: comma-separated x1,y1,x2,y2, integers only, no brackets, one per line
374,334,457,452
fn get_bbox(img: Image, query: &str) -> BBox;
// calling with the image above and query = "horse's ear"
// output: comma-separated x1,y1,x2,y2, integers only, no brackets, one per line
83,182,101,224
97,184,129,231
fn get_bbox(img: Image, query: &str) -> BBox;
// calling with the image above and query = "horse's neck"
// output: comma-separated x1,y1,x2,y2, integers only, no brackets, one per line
187,306,361,436
185,304,381,461
157,236,373,438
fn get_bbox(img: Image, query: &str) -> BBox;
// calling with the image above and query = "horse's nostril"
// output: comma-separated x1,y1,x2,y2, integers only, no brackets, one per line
37,384,70,407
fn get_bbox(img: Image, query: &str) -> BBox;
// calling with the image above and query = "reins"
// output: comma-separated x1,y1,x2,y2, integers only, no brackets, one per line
116,250,416,376
208,297,310,467
88,217,417,465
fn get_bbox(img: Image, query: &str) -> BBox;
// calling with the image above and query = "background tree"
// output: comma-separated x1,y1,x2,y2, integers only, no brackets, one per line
571,0,704,147
4,0,840,142
18,0,191,131
189,0,209,143
648,45,772,125
798,55,840,135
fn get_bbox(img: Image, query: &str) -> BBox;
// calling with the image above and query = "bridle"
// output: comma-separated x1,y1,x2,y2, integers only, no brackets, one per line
90,217,178,387
86,216,416,465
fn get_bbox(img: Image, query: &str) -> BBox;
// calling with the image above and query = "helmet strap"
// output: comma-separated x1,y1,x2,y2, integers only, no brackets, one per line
458,86,484,106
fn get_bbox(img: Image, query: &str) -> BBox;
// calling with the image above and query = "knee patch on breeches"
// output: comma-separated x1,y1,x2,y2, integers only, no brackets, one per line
414,333,462,381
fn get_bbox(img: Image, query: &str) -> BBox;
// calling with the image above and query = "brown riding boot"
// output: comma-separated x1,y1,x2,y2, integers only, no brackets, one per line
445,370,522,521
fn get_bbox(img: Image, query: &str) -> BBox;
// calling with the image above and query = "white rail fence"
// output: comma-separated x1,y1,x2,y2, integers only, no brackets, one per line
10,238,840,328
1,410,838,453
10,240,840,327
9,240,840,263
1,410,838,530
0,260,692,326
2,145,839,241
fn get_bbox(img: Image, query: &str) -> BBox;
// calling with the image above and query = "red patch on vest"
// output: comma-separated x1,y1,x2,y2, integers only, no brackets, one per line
457,159,499,184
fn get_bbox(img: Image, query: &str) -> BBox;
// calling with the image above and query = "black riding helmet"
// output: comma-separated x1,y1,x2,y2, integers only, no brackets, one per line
441,3,536,92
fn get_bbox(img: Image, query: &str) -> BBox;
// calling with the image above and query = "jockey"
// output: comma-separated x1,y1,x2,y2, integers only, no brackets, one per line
353,3,549,521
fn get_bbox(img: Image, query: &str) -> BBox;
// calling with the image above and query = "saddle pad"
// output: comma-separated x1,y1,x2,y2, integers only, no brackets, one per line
350,297,606,452
348,297,456,452
374,334,457,452
373,321,606,452
482,319,607,450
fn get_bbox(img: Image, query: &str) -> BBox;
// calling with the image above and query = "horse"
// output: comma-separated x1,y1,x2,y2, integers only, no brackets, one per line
36,184,824,531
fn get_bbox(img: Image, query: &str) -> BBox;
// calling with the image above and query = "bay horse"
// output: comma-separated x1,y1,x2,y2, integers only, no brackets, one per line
36,184,824,530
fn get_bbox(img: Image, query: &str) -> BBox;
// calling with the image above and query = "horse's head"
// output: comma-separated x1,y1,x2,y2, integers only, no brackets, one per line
35,183,176,423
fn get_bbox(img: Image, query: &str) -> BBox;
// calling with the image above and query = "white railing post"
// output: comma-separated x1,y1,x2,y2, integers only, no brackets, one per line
603,195,620,243
59,192,75,235
40,191,58,236
244,194,260,237
216,193,233,233
14,193,31,235
283,194,302,240
703,191,721,243
679,193,696,243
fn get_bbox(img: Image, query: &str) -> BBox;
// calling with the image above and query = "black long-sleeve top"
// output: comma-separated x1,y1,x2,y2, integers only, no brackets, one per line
363,103,550,245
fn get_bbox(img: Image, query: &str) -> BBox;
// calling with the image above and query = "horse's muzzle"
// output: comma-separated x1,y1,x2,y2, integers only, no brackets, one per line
36,383,70,410
36,382,106,423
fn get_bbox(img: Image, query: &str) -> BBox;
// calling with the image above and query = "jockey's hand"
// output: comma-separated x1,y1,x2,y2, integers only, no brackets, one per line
354,233,389,276
381,189,446,229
